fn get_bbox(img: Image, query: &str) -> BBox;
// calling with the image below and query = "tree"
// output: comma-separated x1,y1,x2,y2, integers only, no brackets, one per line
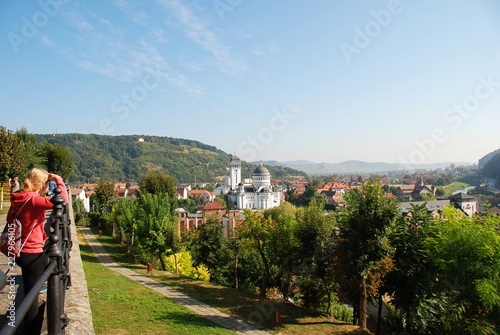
416,192,435,201
435,187,445,197
135,193,177,271
187,216,230,283
384,204,441,333
294,201,338,313
39,142,74,180
94,181,115,213
178,197,196,213
338,180,398,330
267,209,300,299
237,209,273,297
139,171,177,212
110,197,138,252
302,179,326,207
424,208,500,334
16,127,43,174
0,126,25,182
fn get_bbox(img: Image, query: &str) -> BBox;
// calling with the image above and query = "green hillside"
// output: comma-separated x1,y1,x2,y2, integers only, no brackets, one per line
35,134,306,183
478,148,500,166
482,151,500,179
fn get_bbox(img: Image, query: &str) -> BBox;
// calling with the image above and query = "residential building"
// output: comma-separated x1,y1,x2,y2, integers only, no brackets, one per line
449,192,478,217
69,187,90,212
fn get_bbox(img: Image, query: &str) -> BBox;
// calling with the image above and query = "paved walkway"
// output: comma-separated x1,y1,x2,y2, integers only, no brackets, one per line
79,227,271,335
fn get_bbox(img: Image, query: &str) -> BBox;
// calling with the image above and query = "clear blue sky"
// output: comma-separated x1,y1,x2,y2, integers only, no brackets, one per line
1,0,500,165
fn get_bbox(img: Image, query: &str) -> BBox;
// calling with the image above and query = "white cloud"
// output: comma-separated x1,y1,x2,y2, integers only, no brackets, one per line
252,41,279,56
157,0,247,75
40,5,203,96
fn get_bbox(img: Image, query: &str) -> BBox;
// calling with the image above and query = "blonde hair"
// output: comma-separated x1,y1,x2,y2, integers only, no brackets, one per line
23,168,49,192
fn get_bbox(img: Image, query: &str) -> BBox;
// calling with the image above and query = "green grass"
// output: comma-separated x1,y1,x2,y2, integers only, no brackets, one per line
78,229,235,335
443,182,470,196
88,228,369,335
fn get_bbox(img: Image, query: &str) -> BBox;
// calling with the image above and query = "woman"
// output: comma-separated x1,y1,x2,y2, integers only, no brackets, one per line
7,168,68,334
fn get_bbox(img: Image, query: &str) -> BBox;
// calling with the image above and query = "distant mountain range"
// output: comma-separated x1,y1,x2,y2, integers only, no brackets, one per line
252,160,473,175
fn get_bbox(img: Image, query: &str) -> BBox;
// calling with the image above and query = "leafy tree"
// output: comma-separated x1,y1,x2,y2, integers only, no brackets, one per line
416,192,435,201
72,198,86,225
110,197,138,252
139,171,177,212
384,204,441,334
16,127,43,174
39,142,74,179
187,216,230,283
0,126,25,181
267,210,300,299
302,179,326,207
93,181,115,213
237,209,273,297
424,208,500,334
178,197,196,213
436,175,455,186
294,201,338,313
338,180,398,330
135,193,178,271
435,187,445,197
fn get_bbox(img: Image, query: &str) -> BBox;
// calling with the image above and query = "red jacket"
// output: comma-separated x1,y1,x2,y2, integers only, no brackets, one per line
7,177,68,254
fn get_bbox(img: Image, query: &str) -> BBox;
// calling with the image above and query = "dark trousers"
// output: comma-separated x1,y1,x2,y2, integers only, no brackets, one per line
16,252,45,335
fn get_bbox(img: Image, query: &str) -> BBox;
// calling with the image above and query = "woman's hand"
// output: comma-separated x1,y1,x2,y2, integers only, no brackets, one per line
48,173,62,181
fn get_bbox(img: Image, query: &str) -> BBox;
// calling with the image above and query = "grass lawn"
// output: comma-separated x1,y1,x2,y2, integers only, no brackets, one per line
443,182,470,196
78,229,235,335
86,227,370,335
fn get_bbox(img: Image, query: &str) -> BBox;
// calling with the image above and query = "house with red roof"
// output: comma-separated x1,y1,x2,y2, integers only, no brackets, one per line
202,202,227,221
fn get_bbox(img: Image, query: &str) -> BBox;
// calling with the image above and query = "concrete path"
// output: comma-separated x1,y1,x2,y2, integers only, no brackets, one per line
79,227,271,335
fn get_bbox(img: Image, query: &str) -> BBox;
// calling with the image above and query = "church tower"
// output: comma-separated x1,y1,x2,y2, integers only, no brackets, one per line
229,155,241,191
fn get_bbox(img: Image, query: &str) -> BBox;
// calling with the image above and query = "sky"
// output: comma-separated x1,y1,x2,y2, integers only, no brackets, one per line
1,0,500,166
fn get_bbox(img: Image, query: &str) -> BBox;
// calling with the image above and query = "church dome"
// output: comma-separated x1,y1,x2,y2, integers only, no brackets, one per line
253,165,270,174
230,155,241,162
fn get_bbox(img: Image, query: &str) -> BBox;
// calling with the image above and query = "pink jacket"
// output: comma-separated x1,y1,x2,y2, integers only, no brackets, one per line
7,177,68,254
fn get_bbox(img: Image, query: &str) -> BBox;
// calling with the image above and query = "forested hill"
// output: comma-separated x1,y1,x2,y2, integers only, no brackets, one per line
35,134,306,183
481,151,500,178
479,148,500,166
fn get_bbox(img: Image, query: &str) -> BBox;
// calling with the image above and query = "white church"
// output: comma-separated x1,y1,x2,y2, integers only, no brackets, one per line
227,156,281,210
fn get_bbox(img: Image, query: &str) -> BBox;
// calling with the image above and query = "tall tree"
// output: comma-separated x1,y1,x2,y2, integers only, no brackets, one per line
39,142,74,179
237,209,273,297
0,126,25,181
294,201,338,313
139,171,178,211
16,127,43,174
424,208,500,334
338,180,398,330
187,216,230,283
302,179,326,207
94,181,115,213
135,193,177,271
110,197,138,252
384,203,441,333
